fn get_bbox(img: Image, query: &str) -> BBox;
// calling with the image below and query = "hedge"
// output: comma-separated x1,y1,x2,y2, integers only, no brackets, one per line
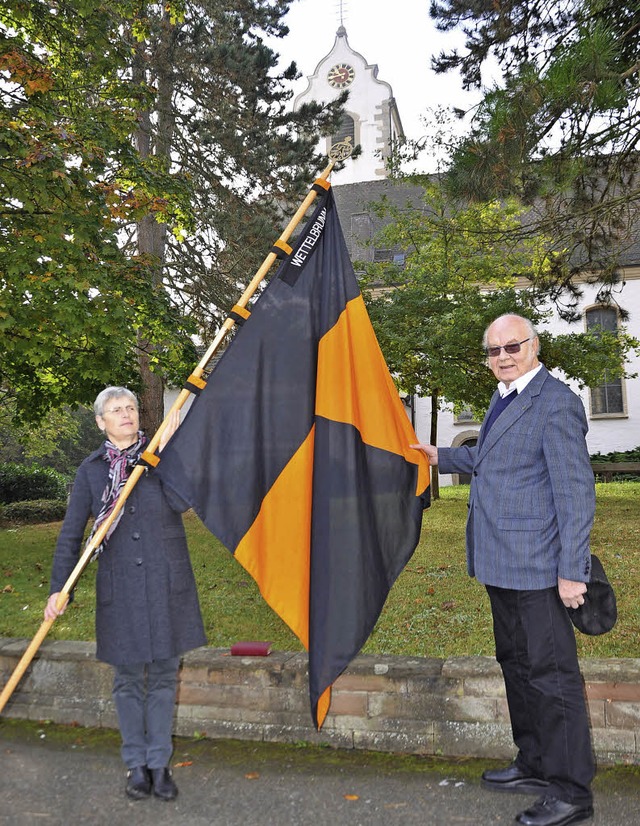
0,463,68,504
0,499,67,526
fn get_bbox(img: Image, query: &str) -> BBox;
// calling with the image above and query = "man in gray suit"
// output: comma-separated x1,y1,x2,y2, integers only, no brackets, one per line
413,314,595,826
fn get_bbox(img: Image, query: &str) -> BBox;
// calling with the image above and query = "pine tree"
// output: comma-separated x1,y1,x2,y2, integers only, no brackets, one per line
429,0,640,312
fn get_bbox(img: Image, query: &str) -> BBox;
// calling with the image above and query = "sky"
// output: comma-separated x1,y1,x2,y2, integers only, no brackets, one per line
271,0,482,145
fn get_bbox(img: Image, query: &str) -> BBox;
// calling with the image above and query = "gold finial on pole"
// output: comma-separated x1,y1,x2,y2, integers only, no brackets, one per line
329,136,354,163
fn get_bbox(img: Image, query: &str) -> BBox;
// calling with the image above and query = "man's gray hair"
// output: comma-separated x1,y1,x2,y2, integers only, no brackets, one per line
94,387,138,417
483,314,540,355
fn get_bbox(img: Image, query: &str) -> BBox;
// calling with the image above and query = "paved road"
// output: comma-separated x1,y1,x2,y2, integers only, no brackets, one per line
1,721,639,825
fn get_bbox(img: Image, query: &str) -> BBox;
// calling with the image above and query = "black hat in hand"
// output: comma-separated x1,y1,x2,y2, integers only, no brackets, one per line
568,554,617,636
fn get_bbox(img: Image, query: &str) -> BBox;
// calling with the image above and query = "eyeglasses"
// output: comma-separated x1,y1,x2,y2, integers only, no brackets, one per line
484,338,531,357
103,405,137,416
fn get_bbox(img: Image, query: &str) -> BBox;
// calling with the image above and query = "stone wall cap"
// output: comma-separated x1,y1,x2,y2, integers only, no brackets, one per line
442,657,501,678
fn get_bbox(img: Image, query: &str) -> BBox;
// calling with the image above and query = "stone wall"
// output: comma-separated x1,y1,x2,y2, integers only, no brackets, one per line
1,638,639,765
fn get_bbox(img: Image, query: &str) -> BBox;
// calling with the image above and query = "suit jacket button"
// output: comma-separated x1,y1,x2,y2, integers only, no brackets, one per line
132,531,140,540
129,505,136,514
473,470,478,476
135,558,143,566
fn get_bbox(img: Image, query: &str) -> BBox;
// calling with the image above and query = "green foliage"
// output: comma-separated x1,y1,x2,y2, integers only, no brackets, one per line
0,0,197,422
591,446,640,462
0,498,67,526
0,463,68,504
0,1,345,427
590,446,640,481
539,328,638,390
429,0,640,298
0,403,103,476
360,179,637,417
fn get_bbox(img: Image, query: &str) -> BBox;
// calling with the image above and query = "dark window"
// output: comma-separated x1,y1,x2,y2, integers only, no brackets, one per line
331,114,355,147
586,306,624,414
458,438,478,484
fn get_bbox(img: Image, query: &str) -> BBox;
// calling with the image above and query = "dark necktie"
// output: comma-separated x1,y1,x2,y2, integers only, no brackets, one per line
481,389,518,445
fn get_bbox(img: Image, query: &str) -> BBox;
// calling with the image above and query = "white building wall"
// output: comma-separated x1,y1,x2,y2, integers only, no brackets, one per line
413,270,640,485
293,27,402,185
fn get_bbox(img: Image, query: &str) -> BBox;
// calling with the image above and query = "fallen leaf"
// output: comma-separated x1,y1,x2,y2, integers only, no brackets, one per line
245,772,260,780
344,794,359,801
174,760,193,768
2,585,14,593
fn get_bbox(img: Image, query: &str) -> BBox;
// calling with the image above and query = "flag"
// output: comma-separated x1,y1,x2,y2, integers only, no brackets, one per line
157,187,430,728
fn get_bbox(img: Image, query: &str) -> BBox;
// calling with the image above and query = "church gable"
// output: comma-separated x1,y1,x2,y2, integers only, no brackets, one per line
294,26,404,184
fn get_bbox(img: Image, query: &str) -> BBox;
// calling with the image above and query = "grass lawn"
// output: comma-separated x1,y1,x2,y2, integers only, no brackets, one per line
1,483,638,659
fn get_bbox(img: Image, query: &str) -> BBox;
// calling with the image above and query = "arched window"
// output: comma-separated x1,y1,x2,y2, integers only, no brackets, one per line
586,306,624,415
331,114,355,147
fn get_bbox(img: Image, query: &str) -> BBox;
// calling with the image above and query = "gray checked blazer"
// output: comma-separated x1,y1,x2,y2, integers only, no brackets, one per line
438,366,595,590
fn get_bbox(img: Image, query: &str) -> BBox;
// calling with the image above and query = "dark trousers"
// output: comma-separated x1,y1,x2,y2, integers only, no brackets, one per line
486,585,594,806
112,657,180,770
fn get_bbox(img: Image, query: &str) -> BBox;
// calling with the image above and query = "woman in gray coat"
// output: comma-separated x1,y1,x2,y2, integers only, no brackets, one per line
45,387,206,802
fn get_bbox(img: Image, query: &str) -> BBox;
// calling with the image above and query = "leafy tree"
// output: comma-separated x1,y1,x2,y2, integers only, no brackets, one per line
361,177,636,497
429,0,640,312
0,398,102,475
0,0,196,424
1,1,345,432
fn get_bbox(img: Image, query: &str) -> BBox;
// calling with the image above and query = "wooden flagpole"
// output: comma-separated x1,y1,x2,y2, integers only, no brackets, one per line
0,160,336,714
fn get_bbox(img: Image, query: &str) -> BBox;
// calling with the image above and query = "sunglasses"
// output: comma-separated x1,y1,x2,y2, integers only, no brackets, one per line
484,337,531,357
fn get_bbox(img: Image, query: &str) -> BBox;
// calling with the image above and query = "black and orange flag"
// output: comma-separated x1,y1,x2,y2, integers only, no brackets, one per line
158,187,430,728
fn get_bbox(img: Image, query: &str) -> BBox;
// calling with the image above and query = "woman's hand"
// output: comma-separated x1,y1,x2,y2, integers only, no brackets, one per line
44,592,68,621
159,408,181,452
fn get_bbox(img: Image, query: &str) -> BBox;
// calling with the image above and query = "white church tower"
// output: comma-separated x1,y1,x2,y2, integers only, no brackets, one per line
293,25,404,184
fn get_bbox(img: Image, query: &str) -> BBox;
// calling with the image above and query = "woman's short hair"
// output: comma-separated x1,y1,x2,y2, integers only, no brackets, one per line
94,387,138,417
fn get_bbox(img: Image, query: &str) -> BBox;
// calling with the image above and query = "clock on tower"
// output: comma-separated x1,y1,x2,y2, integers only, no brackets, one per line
327,63,355,89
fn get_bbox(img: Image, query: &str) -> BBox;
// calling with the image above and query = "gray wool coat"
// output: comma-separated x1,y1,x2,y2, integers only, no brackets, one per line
50,443,207,666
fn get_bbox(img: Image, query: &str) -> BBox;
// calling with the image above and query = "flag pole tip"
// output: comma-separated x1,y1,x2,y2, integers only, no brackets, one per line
328,137,354,163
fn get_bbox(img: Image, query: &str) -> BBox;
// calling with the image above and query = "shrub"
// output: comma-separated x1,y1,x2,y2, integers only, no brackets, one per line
590,446,640,482
0,463,68,504
0,498,67,525
590,446,640,463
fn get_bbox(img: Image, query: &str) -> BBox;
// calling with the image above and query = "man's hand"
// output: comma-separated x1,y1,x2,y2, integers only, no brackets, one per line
558,577,587,609
411,443,438,465
44,592,68,621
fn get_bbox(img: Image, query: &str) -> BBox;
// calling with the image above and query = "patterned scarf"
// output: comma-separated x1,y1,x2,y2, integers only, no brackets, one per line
88,432,147,561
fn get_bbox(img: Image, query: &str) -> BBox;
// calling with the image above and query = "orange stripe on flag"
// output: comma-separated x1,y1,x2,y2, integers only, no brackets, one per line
315,295,429,496
316,686,332,729
234,427,315,649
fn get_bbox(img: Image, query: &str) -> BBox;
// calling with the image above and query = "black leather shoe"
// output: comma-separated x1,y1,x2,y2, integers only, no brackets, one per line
482,763,550,795
516,795,594,826
125,765,151,800
150,767,178,801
